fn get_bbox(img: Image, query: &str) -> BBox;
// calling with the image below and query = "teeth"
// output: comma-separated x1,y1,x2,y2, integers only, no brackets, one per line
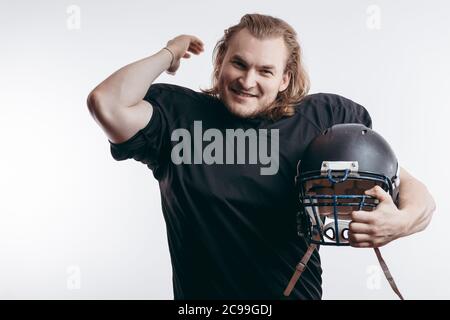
233,89,255,97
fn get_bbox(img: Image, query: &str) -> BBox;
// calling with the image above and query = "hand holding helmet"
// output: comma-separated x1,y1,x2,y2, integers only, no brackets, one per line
349,185,407,248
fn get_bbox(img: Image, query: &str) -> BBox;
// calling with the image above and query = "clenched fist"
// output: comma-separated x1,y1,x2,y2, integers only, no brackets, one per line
165,35,204,74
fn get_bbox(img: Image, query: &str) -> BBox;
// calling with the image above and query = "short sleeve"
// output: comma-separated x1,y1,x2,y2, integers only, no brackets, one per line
109,103,169,179
296,93,372,135
330,94,372,129
107,83,203,179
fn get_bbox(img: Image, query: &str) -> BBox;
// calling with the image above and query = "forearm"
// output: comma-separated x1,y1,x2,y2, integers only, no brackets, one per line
89,48,172,110
398,168,436,237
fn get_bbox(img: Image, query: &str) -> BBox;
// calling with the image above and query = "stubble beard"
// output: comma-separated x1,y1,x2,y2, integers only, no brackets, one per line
218,84,272,119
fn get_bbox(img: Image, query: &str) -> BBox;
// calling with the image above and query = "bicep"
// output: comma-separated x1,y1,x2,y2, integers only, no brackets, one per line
400,167,414,183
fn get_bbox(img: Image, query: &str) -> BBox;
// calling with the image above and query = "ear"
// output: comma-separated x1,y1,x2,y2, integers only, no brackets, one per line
279,71,291,92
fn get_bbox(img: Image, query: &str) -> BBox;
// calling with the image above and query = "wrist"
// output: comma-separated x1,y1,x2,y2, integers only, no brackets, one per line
162,47,175,69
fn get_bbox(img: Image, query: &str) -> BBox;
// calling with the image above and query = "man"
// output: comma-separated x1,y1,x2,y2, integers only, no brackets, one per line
87,14,435,299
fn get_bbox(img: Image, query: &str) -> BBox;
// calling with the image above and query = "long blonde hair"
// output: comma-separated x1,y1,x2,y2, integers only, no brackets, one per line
201,13,310,120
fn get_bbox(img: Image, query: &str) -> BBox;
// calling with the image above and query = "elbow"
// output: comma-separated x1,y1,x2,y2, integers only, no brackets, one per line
422,186,436,232
87,90,104,116
425,181,436,218
427,193,436,225
87,88,120,117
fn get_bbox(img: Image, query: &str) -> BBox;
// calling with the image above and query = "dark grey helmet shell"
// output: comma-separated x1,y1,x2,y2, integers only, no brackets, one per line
300,123,399,199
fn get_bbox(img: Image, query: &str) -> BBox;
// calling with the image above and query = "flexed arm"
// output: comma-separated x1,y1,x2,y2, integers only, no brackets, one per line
86,35,204,143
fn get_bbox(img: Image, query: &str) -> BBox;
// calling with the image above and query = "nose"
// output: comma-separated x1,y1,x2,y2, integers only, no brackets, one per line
238,69,257,91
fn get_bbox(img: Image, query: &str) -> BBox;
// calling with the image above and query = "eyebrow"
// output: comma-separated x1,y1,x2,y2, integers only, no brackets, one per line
231,54,276,70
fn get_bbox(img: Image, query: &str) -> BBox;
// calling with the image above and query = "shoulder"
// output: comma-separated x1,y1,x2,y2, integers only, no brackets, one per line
297,92,366,113
293,92,372,130
145,83,203,101
145,83,220,108
143,83,225,124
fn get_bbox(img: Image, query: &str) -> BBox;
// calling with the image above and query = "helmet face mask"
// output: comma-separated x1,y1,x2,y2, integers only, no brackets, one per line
298,166,391,245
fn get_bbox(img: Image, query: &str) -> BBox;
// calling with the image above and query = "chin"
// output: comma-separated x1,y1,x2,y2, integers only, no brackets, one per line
222,95,265,119
225,102,262,119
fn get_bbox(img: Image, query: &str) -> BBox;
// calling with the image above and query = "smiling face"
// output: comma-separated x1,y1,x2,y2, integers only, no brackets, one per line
217,28,291,118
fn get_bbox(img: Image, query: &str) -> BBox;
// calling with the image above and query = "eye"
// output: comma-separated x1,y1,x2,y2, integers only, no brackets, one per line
232,61,245,69
261,69,273,75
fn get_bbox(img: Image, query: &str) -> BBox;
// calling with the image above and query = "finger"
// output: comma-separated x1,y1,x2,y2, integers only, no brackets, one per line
183,52,191,59
188,46,202,55
348,233,372,243
191,39,204,48
189,42,204,54
186,36,203,49
187,43,200,54
351,210,375,224
191,36,204,46
349,221,374,234
350,241,372,248
365,185,392,203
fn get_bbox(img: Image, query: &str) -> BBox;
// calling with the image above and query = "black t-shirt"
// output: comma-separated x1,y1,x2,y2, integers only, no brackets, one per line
109,83,372,299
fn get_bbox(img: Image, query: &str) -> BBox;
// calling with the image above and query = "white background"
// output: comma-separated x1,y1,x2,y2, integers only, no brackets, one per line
1,0,449,299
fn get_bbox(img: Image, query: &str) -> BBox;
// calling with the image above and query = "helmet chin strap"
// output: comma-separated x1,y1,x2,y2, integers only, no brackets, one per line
283,234,320,297
283,241,404,300
283,242,404,300
373,247,404,300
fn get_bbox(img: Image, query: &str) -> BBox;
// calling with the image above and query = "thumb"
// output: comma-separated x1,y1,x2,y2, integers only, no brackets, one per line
365,185,392,203
166,59,180,75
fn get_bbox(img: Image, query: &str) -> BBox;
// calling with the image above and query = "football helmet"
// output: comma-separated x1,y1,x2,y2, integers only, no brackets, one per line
284,123,403,299
296,123,400,245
